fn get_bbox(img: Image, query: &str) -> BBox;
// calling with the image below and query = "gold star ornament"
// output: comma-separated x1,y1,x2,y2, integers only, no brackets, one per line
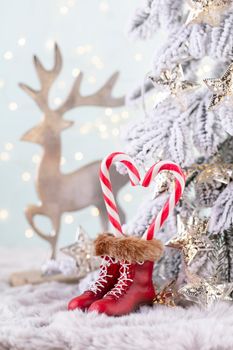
153,280,177,307
204,63,233,110
194,162,233,184
179,277,233,307
149,64,199,97
166,215,213,265
186,0,231,27
60,226,99,276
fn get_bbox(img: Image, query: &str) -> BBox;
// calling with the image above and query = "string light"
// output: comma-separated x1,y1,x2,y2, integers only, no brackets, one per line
72,68,80,77
60,156,66,165
123,193,133,202
18,37,26,47
74,152,84,160
91,56,104,69
91,207,99,217
4,142,13,151
67,0,76,7
134,53,143,62
80,122,92,134
85,45,93,53
105,108,112,116
25,228,34,238
53,97,62,106
99,1,109,12
8,102,18,111
196,57,214,78
0,80,5,88
121,111,129,119
111,114,119,123
98,124,107,132
88,76,96,84
51,230,56,237
203,64,211,73
64,214,74,224
0,152,10,161
4,51,13,60
22,172,31,182
32,154,41,164
76,46,85,55
0,209,9,220
60,6,69,15
46,39,54,50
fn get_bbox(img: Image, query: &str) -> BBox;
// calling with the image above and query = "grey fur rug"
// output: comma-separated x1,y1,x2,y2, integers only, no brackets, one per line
1,248,233,350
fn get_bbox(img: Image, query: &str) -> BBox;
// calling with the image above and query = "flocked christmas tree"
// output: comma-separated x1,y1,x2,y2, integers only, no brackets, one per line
121,0,233,305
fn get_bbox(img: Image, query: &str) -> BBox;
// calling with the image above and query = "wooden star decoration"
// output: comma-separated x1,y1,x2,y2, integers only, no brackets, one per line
166,215,213,265
60,226,99,275
204,62,233,110
149,64,199,98
179,278,233,307
186,0,231,27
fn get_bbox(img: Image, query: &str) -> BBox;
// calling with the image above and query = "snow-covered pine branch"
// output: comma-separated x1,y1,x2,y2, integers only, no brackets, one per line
150,10,233,74
208,11,233,61
127,0,181,40
217,104,233,136
151,24,209,74
209,182,233,233
192,93,226,158
196,181,226,208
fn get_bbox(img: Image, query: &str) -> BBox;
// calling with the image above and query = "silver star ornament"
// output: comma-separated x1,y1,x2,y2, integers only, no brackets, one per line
60,226,99,277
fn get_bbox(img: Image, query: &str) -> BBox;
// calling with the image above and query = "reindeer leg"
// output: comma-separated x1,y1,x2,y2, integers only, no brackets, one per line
50,214,61,260
25,204,57,257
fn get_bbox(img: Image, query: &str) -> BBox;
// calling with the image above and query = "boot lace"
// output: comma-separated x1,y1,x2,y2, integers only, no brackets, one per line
105,261,133,299
89,256,115,294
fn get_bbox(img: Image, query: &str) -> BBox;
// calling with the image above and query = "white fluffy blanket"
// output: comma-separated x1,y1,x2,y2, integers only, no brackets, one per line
1,248,233,350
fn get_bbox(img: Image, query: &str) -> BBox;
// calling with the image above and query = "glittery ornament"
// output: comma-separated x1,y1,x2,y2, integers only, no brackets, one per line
153,280,177,307
186,0,231,27
60,226,99,277
204,62,233,110
149,64,199,98
166,215,213,265
196,162,233,185
179,275,233,307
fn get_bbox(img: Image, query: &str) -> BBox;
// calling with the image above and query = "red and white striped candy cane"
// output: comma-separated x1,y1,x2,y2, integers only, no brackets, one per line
99,152,141,237
142,160,185,240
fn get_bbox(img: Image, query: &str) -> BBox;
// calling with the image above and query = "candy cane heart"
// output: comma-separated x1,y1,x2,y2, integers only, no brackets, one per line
99,152,141,237
141,160,185,241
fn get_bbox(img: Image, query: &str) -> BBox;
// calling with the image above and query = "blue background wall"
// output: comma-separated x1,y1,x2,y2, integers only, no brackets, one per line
0,0,155,252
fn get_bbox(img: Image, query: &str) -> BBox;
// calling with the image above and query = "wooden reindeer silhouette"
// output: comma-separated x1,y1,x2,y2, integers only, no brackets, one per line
20,44,128,259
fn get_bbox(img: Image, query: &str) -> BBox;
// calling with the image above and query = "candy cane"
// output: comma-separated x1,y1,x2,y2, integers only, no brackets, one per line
141,160,185,240
99,152,141,237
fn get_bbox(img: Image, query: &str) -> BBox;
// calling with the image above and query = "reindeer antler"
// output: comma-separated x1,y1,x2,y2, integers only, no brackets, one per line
20,43,124,115
19,43,62,112
57,71,124,115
